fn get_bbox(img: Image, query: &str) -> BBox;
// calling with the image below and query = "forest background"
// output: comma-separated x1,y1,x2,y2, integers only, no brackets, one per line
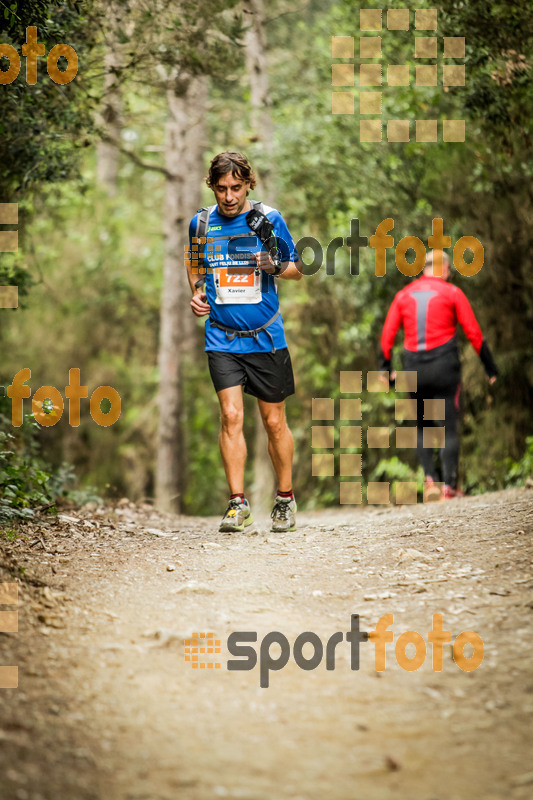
0,0,532,519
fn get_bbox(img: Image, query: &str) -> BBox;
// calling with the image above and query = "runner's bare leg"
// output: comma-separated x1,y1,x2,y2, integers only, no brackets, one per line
257,399,294,492
217,386,246,495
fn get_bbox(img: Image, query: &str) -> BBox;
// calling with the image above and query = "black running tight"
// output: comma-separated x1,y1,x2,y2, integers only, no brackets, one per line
404,349,461,489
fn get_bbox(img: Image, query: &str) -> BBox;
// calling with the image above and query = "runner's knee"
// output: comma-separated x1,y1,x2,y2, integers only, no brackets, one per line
220,405,244,433
262,411,286,440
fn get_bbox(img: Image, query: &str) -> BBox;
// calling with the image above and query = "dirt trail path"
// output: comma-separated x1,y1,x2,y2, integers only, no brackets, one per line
1,488,532,800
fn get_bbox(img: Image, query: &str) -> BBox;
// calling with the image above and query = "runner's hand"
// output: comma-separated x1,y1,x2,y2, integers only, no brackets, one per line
255,250,276,274
378,370,394,388
488,375,497,385
190,291,211,317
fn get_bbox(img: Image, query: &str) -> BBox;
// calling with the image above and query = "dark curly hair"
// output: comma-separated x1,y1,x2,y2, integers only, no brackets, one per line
206,151,257,190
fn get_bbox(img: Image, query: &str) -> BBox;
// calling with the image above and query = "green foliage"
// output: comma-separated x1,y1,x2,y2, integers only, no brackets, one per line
1,172,163,501
0,395,95,520
0,0,98,201
0,255,34,306
505,436,533,487
370,456,420,484
0,402,52,520
370,456,424,502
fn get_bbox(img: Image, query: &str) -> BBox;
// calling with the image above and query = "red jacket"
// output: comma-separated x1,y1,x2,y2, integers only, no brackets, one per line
381,275,484,358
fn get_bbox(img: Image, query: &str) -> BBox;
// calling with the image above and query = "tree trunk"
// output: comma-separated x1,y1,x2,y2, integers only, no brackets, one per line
96,0,132,195
244,0,274,200
156,73,208,512
244,0,278,512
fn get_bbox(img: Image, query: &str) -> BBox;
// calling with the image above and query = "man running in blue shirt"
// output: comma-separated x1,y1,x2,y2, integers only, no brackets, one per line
187,152,303,533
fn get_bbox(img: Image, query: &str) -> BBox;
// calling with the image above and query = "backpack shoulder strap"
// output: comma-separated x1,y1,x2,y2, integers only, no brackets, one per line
195,204,217,239
251,200,264,214
193,205,217,288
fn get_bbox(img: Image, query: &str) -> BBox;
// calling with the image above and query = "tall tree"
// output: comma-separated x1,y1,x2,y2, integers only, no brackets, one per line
95,0,134,195
156,72,208,510
153,1,244,511
243,0,278,512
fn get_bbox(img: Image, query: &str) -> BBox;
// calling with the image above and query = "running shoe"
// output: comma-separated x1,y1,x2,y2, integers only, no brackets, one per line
270,495,297,532
219,497,253,532
443,485,466,499
424,477,443,503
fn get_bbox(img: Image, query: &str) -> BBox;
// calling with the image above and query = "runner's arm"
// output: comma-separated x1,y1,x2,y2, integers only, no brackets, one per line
277,260,304,281
379,295,402,371
267,212,303,280
255,251,303,280
454,288,498,379
187,261,211,317
187,219,211,317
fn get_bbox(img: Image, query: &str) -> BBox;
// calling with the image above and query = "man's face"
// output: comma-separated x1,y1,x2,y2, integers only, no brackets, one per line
213,171,250,217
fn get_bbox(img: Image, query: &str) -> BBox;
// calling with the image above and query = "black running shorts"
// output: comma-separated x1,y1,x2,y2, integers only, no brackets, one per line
207,348,295,403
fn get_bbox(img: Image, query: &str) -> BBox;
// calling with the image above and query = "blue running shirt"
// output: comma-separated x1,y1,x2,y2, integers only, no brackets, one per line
189,203,299,353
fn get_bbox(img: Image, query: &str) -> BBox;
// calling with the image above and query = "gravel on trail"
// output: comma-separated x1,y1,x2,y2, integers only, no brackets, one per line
0,488,532,800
